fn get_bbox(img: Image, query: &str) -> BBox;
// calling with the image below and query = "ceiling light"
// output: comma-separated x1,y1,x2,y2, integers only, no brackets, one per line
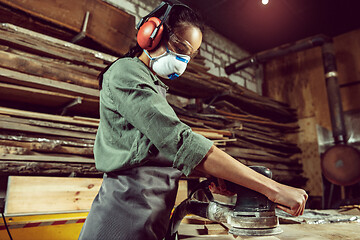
262,0,269,5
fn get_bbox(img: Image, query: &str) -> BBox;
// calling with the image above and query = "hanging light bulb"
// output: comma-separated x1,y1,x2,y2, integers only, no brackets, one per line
262,0,269,5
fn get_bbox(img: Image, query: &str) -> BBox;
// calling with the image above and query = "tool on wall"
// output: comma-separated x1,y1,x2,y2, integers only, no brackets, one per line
165,166,282,239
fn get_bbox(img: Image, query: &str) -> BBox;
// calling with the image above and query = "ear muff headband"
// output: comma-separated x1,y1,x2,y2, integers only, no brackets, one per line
136,1,190,51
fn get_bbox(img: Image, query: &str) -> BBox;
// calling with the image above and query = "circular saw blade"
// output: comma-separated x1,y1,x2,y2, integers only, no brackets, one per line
321,144,360,186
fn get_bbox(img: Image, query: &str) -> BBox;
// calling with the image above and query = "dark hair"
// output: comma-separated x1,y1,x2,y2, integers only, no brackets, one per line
98,3,205,90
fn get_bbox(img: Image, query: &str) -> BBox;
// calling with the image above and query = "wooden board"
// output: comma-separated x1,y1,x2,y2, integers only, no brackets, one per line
0,23,116,67
0,67,99,99
0,107,99,127
175,180,188,206
0,155,95,164
0,0,136,55
5,176,102,215
0,82,99,117
296,117,323,196
334,28,360,112
0,50,99,89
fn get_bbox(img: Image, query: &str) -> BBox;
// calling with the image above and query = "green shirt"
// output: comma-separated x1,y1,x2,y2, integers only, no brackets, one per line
94,57,213,176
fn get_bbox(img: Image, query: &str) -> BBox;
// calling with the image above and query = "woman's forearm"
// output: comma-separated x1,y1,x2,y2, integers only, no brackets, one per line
195,145,279,198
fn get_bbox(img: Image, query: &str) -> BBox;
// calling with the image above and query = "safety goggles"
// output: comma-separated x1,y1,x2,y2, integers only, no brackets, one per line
167,32,198,59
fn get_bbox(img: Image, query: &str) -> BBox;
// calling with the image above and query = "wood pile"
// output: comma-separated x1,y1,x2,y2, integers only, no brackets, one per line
0,23,306,186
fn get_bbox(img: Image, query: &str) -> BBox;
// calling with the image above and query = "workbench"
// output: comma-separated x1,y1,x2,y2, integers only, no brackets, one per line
178,221,360,239
178,209,360,240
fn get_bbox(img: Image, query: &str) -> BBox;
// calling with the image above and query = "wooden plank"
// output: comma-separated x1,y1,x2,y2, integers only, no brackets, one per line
296,117,323,196
226,147,296,164
175,180,188,206
0,82,99,117
0,23,115,68
180,115,225,128
0,120,96,140
0,23,117,63
0,67,99,99
0,50,99,89
0,0,136,55
0,154,94,164
5,176,102,214
0,115,97,134
192,130,225,140
334,28,360,112
0,160,100,177
191,127,232,137
0,107,99,127
7,46,102,78
204,223,228,235
0,140,93,156
0,82,84,107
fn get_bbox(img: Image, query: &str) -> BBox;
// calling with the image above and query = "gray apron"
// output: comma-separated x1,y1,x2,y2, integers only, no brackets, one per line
79,85,183,240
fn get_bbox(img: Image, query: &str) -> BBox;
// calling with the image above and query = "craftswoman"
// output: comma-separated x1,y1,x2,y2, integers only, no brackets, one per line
79,1,308,239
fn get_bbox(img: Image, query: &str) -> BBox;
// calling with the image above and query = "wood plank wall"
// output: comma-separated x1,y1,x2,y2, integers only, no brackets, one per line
263,28,360,196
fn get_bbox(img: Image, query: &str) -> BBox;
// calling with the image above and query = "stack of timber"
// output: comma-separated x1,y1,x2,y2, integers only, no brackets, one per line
0,106,233,177
0,23,306,186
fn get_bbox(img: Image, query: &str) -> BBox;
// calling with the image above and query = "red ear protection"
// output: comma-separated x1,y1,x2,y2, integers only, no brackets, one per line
137,17,164,51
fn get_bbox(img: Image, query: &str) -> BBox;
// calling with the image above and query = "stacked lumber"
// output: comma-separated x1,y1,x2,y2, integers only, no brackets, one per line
168,103,305,185
0,23,306,186
0,106,234,177
0,107,98,177
163,56,298,123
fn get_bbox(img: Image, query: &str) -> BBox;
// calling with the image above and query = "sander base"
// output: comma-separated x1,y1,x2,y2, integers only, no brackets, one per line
228,210,283,236
229,226,283,236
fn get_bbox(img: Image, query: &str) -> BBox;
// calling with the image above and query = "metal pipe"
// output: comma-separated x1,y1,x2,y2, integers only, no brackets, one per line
321,42,347,144
225,34,330,75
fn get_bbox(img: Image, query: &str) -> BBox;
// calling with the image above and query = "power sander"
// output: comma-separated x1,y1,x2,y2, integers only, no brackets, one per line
165,166,283,239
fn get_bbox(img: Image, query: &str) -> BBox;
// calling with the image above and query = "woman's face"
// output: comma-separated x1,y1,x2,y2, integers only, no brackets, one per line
152,24,202,59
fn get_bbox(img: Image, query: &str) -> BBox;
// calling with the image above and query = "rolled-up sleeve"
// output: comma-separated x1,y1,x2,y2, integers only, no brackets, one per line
104,61,213,176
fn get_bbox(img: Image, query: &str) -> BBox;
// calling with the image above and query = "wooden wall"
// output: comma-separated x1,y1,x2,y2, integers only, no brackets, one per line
263,28,360,196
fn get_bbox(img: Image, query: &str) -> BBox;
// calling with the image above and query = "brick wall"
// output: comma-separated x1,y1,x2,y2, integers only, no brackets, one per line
103,0,260,94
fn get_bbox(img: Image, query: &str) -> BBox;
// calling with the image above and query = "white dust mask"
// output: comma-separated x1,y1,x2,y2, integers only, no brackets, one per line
144,46,190,80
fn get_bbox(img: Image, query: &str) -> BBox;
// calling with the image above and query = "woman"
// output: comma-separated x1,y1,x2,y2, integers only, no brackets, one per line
79,2,307,240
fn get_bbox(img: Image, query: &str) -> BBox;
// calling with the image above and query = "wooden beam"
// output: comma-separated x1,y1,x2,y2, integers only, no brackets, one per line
0,26,107,70
0,120,96,140
0,115,97,133
0,67,99,99
0,160,100,177
0,154,94,164
0,50,99,89
0,107,99,127
0,0,136,55
0,140,93,156
0,83,99,117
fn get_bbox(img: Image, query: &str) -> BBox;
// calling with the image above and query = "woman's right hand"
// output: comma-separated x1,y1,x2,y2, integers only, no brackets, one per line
267,183,308,216
196,145,308,217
